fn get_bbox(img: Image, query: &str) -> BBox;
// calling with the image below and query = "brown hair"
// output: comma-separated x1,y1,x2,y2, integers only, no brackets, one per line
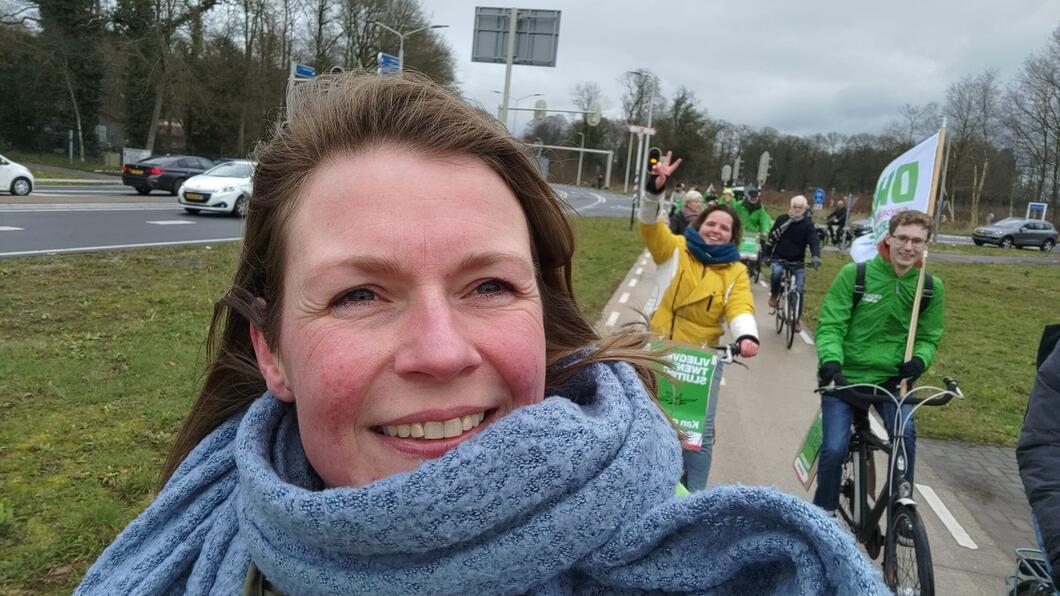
691,204,743,247
888,209,934,240
159,71,664,485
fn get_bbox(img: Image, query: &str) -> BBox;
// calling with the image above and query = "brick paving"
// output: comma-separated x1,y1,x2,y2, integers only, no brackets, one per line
919,438,1038,558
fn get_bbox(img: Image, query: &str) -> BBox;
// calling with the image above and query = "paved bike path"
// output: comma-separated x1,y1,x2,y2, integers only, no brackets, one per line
596,249,1032,595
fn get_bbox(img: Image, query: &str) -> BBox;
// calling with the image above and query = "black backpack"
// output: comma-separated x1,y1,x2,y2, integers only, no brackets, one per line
851,262,934,314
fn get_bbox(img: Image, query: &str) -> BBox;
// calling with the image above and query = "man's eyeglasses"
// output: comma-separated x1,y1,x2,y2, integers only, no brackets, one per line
891,235,927,248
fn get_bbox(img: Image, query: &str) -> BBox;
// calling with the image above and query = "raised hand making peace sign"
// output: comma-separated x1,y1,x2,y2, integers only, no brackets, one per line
651,150,683,191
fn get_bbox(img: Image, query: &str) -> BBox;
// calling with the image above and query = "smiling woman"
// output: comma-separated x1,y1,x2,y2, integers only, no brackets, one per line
76,71,887,595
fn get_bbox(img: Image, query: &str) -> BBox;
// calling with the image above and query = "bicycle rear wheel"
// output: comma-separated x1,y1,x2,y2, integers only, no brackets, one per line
884,505,934,596
785,290,798,349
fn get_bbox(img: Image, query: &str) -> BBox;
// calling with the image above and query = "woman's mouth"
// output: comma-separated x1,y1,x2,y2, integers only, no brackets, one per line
377,411,487,439
372,409,496,459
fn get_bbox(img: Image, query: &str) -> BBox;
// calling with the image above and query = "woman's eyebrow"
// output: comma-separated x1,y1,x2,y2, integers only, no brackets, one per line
456,251,534,276
302,255,404,288
301,252,533,289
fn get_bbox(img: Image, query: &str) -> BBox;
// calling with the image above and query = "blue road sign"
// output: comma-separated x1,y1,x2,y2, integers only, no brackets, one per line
814,188,825,205
377,52,400,75
294,63,316,79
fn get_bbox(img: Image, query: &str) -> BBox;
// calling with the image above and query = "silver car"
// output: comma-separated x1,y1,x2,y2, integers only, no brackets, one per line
971,217,1057,251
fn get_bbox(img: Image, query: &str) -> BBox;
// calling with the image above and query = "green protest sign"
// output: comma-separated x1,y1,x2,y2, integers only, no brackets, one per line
793,408,823,490
653,344,719,451
738,235,759,260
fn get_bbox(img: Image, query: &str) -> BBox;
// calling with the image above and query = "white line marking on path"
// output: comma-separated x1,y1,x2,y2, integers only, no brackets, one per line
586,192,606,208
619,292,630,304
800,330,815,345
0,237,242,258
0,204,176,212
606,311,620,327
720,377,726,386
916,484,979,550
627,278,638,288
146,220,194,225
635,267,644,275
758,280,768,288
0,226,24,231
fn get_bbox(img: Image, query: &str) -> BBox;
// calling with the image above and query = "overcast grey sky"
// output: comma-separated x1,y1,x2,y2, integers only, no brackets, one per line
421,0,1060,137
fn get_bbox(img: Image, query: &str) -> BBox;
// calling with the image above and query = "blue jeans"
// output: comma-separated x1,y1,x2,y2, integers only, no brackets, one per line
682,362,724,491
812,393,917,511
770,263,805,316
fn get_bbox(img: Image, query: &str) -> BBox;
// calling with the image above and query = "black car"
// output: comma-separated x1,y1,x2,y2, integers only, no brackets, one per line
122,155,215,196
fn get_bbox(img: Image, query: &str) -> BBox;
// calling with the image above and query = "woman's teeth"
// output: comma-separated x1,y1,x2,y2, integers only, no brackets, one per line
382,412,486,440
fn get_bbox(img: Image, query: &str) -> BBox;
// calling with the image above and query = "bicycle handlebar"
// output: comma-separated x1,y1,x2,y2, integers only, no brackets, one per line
816,377,963,409
705,342,743,365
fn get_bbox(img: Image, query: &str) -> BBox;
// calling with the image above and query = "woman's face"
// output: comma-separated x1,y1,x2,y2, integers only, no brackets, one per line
250,146,547,487
698,210,734,244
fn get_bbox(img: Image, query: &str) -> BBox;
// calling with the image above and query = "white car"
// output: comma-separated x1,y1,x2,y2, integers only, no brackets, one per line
178,160,254,216
0,153,35,196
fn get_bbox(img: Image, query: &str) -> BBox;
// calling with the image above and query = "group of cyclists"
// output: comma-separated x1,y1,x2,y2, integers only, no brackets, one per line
639,151,945,520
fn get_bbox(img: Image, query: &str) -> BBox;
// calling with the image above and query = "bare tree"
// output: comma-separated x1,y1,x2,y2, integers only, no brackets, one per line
620,69,658,124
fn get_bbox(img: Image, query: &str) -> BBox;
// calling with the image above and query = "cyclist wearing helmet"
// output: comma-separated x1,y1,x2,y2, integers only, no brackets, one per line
719,187,736,206
732,187,772,238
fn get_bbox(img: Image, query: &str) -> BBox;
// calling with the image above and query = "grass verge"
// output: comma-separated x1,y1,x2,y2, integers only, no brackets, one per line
0,216,643,593
801,251,1059,446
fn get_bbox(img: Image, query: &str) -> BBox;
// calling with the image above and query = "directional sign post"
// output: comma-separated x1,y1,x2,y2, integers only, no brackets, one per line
287,62,318,120
473,7,562,128
377,52,400,75
814,188,825,209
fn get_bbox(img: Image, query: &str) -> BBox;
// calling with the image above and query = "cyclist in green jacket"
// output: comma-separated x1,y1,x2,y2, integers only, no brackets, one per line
731,187,772,239
812,209,945,514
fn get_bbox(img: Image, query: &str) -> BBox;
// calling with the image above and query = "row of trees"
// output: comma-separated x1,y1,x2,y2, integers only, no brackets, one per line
0,0,455,160
528,28,1060,226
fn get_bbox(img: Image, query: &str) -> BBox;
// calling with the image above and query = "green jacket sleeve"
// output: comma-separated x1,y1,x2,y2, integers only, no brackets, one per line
754,209,773,234
912,275,945,367
815,263,856,366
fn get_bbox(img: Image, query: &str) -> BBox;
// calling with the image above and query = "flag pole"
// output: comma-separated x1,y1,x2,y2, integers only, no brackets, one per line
900,123,947,394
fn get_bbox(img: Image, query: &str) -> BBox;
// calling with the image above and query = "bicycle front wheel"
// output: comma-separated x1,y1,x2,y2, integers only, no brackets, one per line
785,290,798,349
774,287,785,334
884,505,934,596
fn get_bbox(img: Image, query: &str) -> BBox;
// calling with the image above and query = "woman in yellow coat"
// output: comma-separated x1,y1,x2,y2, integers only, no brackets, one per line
638,151,759,490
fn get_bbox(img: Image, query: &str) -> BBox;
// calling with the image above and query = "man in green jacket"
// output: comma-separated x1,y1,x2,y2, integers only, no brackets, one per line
812,209,945,514
731,187,772,239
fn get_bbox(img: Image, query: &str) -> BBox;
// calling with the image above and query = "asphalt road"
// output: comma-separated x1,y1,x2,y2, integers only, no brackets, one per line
0,183,636,258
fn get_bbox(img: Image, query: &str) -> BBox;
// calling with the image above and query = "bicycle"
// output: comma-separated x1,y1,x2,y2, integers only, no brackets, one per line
738,236,763,284
1008,547,1057,596
771,259,805,350
816,376,964,596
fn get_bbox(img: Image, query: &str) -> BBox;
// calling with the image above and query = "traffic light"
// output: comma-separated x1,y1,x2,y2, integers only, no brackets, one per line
647,147,661,172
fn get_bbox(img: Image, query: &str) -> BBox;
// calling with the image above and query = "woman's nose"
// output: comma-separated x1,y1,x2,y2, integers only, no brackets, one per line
393,295,482,381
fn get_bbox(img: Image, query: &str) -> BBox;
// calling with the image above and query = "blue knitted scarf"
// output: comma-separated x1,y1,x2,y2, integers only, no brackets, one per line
77,361,886,595
683,225,741,265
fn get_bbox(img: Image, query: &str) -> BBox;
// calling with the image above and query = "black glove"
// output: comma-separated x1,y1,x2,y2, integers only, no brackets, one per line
818,361,843,387
896,357,926,382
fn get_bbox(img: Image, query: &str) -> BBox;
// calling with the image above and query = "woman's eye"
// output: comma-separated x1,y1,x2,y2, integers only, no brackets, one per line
474,279,513,296
334,287,377,306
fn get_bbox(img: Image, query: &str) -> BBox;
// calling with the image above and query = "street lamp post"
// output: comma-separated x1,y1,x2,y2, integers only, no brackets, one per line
627,71,656,204
491,91,542,132
576,132,585,186
370,21,449,71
